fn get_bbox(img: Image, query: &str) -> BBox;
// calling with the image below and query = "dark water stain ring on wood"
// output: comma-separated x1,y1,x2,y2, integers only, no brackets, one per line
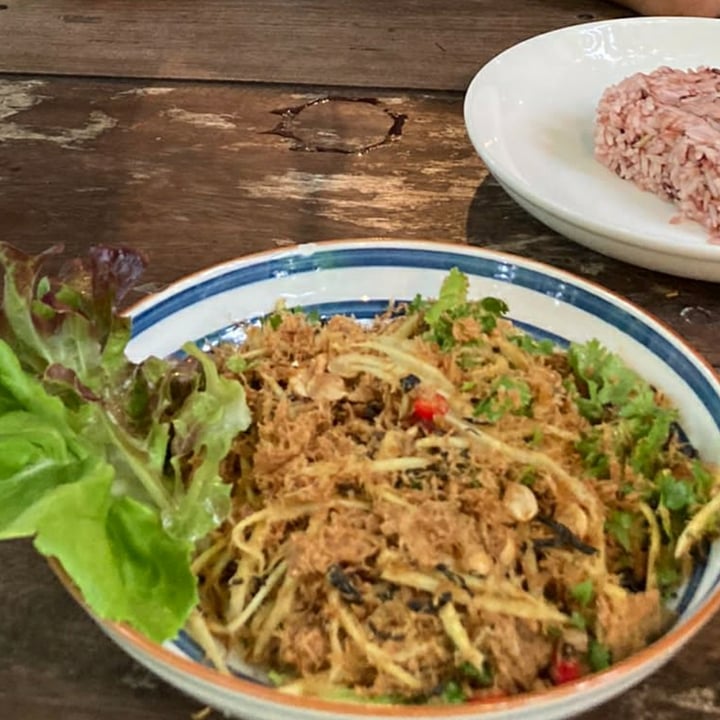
266,96,406,154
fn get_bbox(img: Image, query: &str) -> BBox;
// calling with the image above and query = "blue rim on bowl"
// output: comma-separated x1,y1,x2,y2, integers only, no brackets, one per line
56,239,720,719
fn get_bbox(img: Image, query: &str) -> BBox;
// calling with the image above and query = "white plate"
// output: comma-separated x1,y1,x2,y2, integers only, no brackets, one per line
463,17,720,282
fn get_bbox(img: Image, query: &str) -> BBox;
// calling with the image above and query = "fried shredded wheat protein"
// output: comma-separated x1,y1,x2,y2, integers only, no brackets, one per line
189,269,720,705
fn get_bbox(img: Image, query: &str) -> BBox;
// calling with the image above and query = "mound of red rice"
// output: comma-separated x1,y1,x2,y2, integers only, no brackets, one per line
594,66,720,242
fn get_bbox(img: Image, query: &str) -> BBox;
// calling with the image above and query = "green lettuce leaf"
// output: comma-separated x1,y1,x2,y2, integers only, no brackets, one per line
34,478,195,641
0,243,251,642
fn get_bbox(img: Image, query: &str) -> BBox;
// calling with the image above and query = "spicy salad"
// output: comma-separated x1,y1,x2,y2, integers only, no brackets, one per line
0,246,718,705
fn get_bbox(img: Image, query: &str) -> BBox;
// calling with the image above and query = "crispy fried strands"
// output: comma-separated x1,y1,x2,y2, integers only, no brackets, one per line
188,298,720,703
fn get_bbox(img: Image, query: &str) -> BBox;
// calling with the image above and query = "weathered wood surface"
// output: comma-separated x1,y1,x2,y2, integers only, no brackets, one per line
0,0,629,91
1,73,720,720
0,76,718,367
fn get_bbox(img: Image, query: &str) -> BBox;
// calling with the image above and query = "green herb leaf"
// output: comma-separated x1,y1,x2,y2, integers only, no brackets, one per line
606,510,634,552
658,471,695,512
628,411,675,479
691,460,714,504
587,639,611,672
416,268,508,351
267,670,294,687
424,268,468,327
509,333,555,356
567,340,675,438
518,467,537,486
656,549,681,595
441,680,466,704
225,355,249,374
528,427,544,447
474,376,533,422
265,312,283,330
0,244,252,642
575,429,610,479
570,579,594,606
458,661,493,686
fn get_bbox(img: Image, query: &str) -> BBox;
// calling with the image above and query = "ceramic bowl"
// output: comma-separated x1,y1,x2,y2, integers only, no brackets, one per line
463,17,720,281
66,240,720,720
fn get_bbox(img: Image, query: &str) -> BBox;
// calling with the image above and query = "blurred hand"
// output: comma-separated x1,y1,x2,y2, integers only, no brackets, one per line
616,0,720,15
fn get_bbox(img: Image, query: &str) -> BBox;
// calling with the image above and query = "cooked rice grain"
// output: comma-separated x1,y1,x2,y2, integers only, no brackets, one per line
594,66,720,241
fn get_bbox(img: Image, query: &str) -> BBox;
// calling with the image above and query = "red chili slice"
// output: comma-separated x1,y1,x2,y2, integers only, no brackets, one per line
412,393,449,422
550,657,583,685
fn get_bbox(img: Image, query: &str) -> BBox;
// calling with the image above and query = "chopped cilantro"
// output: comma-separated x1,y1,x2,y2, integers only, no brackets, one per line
658,471,695,511
414,267,508,351
267,669,293,686
568,337,687,537
656,553,681,595
587,639,611,672
528,426,544,447
628,411,675,478
567,340,677,450
427,316,457,352
407,292,426,314
480,296,508,315
473,397,503,423
478,297,509,332
606,510,634,552
458,661,493,687
456,353,482,370
691,460,714,504
264,312,283,330
225,355,248,374
570,610,587,629
306,309,322,324
518,467,537,486
474,376,533,422
510,333,555,356
424,268,469,327
441,680,466,704
570,579,594,606
575,429,610,479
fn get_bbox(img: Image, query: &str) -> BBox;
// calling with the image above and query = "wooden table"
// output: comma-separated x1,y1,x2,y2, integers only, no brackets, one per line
1,2,719,719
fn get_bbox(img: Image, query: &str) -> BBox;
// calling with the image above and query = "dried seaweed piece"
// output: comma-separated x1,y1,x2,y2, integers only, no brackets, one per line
326,564,364,605
533,515,598,556
435,563,472,594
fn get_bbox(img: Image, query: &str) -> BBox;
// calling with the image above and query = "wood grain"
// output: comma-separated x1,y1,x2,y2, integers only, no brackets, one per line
0,0,630,90
0,76,484,275
1,75,717,368
1,72,720,720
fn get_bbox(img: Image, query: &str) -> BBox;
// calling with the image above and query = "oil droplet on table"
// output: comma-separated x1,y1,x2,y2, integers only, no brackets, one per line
267,96,406,154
